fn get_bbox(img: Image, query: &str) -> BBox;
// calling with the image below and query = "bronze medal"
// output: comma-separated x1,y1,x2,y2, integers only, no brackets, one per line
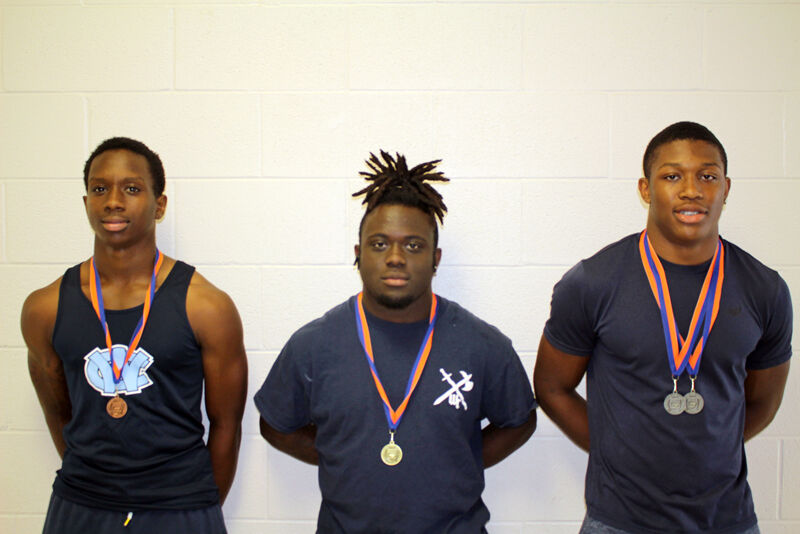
106,396,128,419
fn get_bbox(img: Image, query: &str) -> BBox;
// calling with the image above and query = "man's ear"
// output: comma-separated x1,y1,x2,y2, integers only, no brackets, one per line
433,248,442,273
638,177,651,204
155,194,168,221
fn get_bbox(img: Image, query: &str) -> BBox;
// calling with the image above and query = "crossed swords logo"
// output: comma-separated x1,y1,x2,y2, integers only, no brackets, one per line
433,368,474,411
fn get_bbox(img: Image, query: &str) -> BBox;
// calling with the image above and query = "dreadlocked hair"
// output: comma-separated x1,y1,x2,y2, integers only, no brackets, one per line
353,150,449,225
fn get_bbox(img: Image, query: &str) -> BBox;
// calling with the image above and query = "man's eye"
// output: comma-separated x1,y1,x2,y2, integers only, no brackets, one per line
700,174,718,181
664,174,680,181
371,242,386,250
407,242,422,251
92,186,106,193
126,186,141,193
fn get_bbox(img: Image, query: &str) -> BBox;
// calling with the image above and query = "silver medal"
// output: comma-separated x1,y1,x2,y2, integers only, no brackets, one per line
664,377,685,415
663,392,685,415
684,377,704,415
684,391,704,415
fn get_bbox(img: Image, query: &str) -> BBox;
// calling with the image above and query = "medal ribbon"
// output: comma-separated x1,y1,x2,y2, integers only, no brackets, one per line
89,249,163,384
639,231,724,377
355,292,438,431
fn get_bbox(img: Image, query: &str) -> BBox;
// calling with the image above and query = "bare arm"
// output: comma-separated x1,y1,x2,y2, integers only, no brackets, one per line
187,273,248,505
21,281,72,459
533,335,590,452
259,417,319,465
482,410,536,468
743,360,790,442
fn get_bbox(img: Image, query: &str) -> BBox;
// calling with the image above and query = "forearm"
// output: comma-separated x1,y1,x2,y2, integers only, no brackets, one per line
482,411,537,468
29,357,71,459
743,361,790,442
743,400,781,442
259,418,318,465
44,412,70,459
207,421,242,505
537,390,590,452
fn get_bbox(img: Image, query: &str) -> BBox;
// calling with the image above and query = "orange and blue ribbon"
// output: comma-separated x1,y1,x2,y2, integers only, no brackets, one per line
639,231,724,377
355,292,438,431
89,250,163,384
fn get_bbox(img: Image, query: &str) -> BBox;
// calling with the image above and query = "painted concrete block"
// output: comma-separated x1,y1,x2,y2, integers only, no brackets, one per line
2,7,171,91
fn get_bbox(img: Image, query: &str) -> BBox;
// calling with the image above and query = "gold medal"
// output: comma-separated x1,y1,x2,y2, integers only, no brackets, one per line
106,396,127,419
380,432,403,466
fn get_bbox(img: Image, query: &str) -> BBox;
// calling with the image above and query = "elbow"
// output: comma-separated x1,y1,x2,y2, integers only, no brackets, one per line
258,416,273,443
523,410,537,441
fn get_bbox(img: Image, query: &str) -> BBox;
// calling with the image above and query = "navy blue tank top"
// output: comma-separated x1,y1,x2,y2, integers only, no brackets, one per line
51,261,219,511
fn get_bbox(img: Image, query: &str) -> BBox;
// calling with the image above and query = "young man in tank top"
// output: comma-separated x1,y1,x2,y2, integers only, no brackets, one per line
21,137,248,533
534,122,792,534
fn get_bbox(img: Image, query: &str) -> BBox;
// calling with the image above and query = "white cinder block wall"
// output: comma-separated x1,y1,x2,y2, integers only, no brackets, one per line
1,2,798,533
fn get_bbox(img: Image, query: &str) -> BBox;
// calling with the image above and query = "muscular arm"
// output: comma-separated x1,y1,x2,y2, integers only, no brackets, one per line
187,273,248,505
533,335,590,452
743,360,790,442
259,418,319,465
21,281,72,459
482,410,536,468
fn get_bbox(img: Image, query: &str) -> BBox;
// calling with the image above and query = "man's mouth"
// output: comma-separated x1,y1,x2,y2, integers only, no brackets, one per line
102,219,129,232
382,275,409,287
674,208,707,224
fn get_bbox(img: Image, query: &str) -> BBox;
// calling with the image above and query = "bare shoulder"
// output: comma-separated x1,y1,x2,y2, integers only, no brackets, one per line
185,270,242,340
186,270,237,312
21,276,64,345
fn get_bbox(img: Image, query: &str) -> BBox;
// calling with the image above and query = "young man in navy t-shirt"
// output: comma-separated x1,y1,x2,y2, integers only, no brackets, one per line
535,122,792,534
256,151,537,533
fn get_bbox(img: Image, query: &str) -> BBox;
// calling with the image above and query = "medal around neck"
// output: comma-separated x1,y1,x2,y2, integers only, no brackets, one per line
381,432,403,466
684,391,704,415
106,396,128,419
355,292,438,466
639,231,723,416
664,376,685,415
90,250,163,418
684,377,704,415
663,392,685,415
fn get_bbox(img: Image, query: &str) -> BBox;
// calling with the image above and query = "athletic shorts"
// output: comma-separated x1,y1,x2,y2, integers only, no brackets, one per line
579,514,760,534
42,493,227,534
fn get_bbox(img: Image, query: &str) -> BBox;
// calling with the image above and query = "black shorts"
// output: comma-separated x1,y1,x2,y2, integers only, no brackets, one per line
42,493,227,534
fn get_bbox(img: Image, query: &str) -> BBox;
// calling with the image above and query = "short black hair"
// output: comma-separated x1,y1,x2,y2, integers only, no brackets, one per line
643,121,727,179
353,150,449,248
83,137,165,197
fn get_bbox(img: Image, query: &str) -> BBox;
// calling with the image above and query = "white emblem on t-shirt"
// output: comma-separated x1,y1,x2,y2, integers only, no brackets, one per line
434,368,473,410
84,344,154,396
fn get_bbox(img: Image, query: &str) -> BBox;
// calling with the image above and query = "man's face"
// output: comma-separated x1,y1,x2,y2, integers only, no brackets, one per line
83,149,166,248
638,139,730,259
355,204,441,319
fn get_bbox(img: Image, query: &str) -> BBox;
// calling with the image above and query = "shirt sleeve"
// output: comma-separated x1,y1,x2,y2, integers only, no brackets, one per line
481,337,536,428
253,333,313,433
746,274,793,370
542,261,597,358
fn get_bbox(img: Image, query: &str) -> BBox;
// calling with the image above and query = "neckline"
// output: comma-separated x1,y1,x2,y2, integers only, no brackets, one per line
79,260,178,313
362,299,436,329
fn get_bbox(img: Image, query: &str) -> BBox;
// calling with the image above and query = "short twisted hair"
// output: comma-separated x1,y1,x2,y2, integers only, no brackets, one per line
353,150,449,248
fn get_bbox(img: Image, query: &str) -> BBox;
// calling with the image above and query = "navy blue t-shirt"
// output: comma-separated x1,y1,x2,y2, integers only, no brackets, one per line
544,234,793,534
255,295,535,534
